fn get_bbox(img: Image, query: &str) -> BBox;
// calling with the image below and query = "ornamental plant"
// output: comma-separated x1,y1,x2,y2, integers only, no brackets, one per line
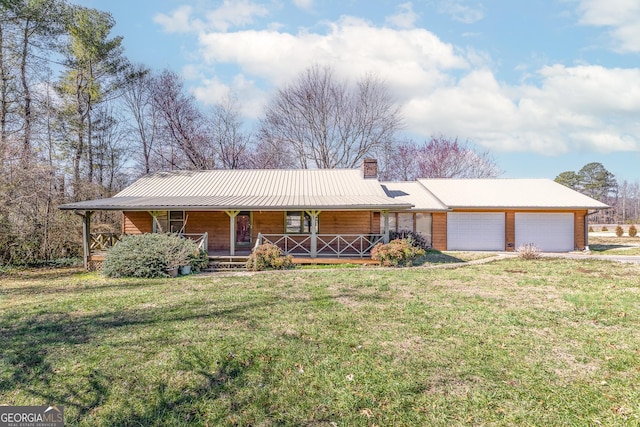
246,243,294,271
102,233,206,278
629,225,637,237
516,243,541,260
371,238,425,267
615,225,624,237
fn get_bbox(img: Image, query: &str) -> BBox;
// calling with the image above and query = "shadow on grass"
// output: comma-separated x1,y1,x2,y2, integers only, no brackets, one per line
590,244,631,252
0,295,284,422
415,250,466,265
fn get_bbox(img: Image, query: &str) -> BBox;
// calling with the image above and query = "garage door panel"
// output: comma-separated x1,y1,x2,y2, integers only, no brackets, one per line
515,213,574,252
447,213,505,251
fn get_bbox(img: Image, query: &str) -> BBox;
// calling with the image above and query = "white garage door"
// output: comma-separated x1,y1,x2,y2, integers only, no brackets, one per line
447,212,505,251
515,213,574,252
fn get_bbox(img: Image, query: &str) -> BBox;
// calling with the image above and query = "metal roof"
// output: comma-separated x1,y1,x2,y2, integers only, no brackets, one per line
418,178,609,209
59,169,413,211
380,181,449,211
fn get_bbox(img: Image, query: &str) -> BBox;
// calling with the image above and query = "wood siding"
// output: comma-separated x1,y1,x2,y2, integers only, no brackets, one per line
320,211,376,234
432,212,447,251
505,211,515,251
184,211,230,252
574,210,587,250
123,211,152,234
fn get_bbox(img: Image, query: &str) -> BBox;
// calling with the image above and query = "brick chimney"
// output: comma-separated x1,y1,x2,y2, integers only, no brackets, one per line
361,158,378,179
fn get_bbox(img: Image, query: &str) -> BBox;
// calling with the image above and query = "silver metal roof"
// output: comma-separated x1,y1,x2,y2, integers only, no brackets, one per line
418,178,609,209
380,181,449,211
60,169,413,211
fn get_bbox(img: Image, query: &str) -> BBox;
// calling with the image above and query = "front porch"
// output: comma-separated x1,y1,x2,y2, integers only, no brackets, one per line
78,208,393,269
85,231,385,270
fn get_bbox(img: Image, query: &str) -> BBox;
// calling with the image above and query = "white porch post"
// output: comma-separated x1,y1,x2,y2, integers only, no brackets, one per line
305,210,321,257
226,211,240,256
382,210,390,243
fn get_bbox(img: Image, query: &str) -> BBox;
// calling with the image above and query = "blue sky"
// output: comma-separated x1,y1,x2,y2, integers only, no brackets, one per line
73,0,640,182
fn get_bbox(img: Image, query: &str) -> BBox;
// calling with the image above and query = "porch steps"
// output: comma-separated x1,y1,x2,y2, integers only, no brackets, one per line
205,255,250,271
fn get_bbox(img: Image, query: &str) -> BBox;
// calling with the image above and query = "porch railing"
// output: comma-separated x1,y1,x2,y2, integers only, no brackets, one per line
256,233,384,258
89,232,208,253
90,233,122,251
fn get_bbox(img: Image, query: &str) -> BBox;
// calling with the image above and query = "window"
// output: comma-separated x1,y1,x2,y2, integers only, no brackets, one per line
286,211,319,233
152,211,185,233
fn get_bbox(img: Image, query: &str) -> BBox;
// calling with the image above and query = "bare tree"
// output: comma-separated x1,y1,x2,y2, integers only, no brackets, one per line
152,69,214,170
209,94,251,169
122,65,157,174
258,64,402,169
383,136,502,180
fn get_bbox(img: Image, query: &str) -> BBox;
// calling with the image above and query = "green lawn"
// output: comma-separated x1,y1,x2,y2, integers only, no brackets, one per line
1,259,639,426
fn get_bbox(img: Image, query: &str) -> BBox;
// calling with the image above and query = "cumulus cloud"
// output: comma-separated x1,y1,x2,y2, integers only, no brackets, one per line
386,2,419,29
575,0,640,52
154,0,269,33
183,12,640,156
197,16,467,92
438,0,485,24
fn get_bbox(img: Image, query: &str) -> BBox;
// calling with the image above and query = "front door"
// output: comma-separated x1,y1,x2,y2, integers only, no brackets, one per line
236,212,251,247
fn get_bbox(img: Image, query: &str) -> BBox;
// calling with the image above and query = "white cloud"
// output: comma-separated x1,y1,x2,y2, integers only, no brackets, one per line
575,0,640,52
197,16,468,92
438,0,485,24
184,13,640,156
292,0,314,11
154,1,270,34
385,2,419,29
153,5,196,33
405,65,640,155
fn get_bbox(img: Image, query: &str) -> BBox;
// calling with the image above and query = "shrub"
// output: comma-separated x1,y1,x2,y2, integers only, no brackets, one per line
246,243,294,271
102,233,205,278
615,225,624,237
588,226,594,232
371,238,426,267
389,230,431,250
601,226,608,232
629,225,637,237
516,243,541,260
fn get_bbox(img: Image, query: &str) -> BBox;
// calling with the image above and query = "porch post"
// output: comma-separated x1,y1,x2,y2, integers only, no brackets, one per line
305,210,321,257
226,211,240,256
82,211,93,270
382,210,390,243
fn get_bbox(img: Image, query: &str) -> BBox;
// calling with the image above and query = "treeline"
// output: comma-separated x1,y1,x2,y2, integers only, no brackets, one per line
555,162,640,224
0,1,502,265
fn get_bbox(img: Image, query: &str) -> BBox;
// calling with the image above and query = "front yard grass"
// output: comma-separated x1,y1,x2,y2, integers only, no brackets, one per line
589,234,640,255
1,259,639,426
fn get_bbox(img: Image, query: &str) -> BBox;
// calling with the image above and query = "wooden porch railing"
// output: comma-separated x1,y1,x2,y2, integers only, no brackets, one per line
90,233,122,251
89,232,208,253
256,233,383,258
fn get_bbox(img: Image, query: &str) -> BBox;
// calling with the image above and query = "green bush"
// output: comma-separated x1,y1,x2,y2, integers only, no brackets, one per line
102,233,206,278
601,226,608,232
588,226,594,232
246,243,293,271
615,226,624,237
629,225,637,237
371,238,426,267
